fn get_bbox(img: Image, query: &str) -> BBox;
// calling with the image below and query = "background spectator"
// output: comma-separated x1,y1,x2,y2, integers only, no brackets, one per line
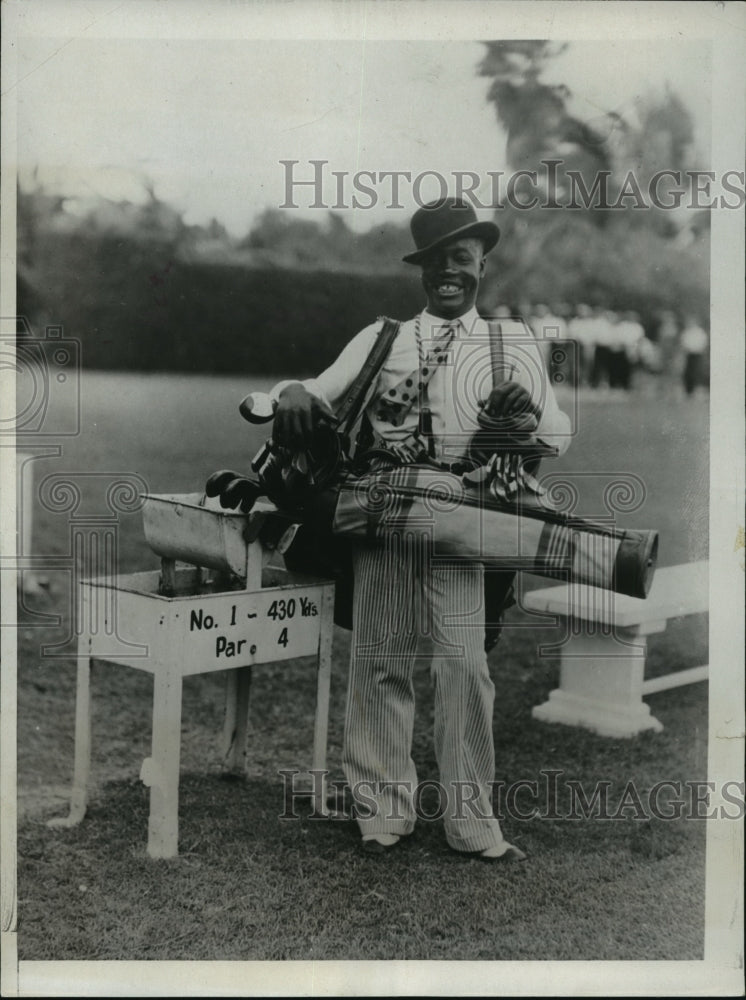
679,315,710,396
529,302,568,379
590,306,614,389
568,303,596,388
611,310,645,391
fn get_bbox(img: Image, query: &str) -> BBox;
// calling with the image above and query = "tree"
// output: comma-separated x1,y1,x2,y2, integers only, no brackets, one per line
476,41,708,323
479,41,613,186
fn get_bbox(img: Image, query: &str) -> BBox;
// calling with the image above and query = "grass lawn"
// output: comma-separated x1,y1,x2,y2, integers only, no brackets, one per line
16,372,709,961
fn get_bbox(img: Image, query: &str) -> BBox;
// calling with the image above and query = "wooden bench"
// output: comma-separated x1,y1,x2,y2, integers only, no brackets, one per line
523,561,708,737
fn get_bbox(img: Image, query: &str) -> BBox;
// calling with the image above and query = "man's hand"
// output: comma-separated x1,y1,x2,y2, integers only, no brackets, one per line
479,381,541,437
273,384,338,451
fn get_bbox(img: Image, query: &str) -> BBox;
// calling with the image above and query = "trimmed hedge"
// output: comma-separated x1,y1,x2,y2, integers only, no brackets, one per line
19,232,425,376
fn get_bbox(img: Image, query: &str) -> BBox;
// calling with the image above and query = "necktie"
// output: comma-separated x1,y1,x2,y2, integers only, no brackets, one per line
376,320,457,426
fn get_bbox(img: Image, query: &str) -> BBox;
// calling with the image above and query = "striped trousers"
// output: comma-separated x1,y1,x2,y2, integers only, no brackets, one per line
343,535,507,853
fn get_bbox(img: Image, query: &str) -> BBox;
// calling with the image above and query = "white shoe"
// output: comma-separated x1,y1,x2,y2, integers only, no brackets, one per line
478,842,527,863
361,833,401,854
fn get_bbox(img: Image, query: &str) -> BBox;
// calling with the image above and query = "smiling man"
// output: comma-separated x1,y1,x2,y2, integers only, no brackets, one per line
270,197,571,860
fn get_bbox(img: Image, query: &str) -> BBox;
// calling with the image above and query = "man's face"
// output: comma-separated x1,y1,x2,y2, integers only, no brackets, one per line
420,237,486,319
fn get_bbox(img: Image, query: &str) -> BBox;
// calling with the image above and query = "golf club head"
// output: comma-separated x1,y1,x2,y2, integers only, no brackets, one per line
239,392,276,424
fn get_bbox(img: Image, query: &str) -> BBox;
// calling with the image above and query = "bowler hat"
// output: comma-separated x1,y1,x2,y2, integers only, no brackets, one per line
402,197,500,265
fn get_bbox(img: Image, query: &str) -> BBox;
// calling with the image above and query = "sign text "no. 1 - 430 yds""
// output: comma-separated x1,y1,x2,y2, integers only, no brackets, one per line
188,595,319,657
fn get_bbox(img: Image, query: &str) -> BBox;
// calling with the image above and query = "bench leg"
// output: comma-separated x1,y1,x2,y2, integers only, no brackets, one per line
532,627,664,738
141,665,183,858
47,644,92,829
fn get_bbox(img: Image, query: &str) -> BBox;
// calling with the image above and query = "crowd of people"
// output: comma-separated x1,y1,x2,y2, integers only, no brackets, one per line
495,302,710,396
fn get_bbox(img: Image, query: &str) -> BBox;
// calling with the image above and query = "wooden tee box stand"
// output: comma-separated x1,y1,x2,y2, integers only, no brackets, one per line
48,493,335,859
524,561,708,738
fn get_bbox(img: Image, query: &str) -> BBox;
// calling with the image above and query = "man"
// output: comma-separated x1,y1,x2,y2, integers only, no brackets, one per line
607,310,644,392
568,303,596,388
679,315,709,397
589,305,613,390
271,198,571,860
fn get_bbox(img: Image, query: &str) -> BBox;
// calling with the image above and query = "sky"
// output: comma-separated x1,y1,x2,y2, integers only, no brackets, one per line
15,36,712,236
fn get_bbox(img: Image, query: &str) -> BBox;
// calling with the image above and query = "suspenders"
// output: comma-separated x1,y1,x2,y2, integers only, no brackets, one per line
417,315,505,461
336,312,507,464
486,318,505,390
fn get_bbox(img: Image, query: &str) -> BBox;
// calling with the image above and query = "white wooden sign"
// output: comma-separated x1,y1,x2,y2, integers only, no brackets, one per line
83,568,329,674
51,565,336,858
